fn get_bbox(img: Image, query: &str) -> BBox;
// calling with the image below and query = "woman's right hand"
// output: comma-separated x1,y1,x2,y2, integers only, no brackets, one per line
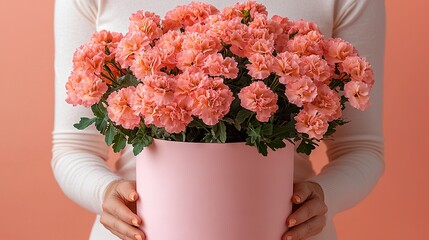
100,180,146,240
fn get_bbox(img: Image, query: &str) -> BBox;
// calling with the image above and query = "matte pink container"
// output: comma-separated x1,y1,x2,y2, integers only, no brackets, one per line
136,138,294,240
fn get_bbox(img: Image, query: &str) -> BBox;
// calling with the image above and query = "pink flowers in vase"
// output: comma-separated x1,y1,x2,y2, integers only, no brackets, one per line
66,1,375,156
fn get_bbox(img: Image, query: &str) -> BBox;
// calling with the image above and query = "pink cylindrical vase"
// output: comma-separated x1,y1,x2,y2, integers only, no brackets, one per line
136,139,294,240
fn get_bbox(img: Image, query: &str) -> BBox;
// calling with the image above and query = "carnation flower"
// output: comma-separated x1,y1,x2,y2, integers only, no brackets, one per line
309,85,342,121
272,51,301,84
192,78,234,125
157,102,193,133
294,105,329,140
287,33,323,56
344,81,371,111
115,31,151,68
90,30,123,56
244,36,275,57
181,32,222,55
106,87,141,129
203,54,238,79
323,38,357,65
340,56,374,84
285,76,318,107
72,43,106,75
299,55,331,84
163,2,219,31
238,81,278,122
128,10,163,41
246,53,273,80
141,74,176,105
131,48,163,79
65,71,108,107
288,20,320,36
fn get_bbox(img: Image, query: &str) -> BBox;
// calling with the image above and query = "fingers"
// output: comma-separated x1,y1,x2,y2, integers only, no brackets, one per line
103,182,142,228
282,215,326,240
116,181,139,202
286,198,327,227
291,182,313,205
100,212,146,240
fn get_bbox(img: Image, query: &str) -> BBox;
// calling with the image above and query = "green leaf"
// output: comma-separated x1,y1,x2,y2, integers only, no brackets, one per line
105,124,116,146
296,140,316,155
112,133,127,153
270,118,296,138
218,121,227,143
256,141,268,156
266,138,286,151
73,117,96,130
234,109,252,130
118,74,140,87
91,103,106,118
95,118,108,134
261,123,273,136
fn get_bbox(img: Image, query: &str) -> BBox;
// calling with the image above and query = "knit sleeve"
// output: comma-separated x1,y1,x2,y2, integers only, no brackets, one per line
308,0,386,215
51,0,122,214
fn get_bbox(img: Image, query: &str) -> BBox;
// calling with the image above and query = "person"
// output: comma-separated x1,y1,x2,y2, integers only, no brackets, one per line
52,0,385,239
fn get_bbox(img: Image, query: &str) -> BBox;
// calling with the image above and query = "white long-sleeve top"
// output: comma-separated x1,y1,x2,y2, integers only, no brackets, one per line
52,0,385,239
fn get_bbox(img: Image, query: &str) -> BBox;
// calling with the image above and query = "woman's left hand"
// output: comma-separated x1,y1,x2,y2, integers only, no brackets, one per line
282,181,328,240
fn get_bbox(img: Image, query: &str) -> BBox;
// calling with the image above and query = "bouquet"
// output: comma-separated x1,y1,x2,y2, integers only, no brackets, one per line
65,1,375,156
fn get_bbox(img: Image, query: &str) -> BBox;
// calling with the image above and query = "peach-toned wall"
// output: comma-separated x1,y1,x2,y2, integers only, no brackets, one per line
0,0,427,239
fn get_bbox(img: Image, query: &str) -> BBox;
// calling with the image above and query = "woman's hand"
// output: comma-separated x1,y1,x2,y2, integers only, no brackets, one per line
282,181,327,240
100,180,146,240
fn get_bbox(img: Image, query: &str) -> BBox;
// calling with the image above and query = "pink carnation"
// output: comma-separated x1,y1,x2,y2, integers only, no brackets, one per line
115,31,151,68
72,43,105,75
246,53,273,80
209,17,251,57
157,102,193,133
344,81,371,111
131,48,163,79
238,81,279,122
299,55,331,84
106,87,141,129
341,56,374,85
65,71,108,107
181,32,222,55
128,11,162,41
272,51,301,84
288,20,320,36
294,105,329,140
192,77,234,125
323,38,357,65
228,1,268,19
141,74,176,105
285,76,318,107
175,71,206,107
287,34,323,56
66,72,107,107
309,85,342,121
244,37,275,57
163,2,219,31
90,30,123,56
176,49,206,71
203,54,239,79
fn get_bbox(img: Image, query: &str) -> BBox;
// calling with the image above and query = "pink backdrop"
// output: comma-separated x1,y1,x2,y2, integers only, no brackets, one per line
0,0,427,239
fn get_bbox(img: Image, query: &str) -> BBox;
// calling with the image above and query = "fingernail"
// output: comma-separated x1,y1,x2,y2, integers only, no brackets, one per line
134,234,143,240
132,218,140,227
288,218,296,227
129,192,137,201
286,236,293,240
293,195,301,203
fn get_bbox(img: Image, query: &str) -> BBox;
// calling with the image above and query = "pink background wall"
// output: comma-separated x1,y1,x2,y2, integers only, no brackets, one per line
0,0,427,239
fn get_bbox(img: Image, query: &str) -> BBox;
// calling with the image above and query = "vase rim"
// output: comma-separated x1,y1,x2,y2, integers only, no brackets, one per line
151,138,247,145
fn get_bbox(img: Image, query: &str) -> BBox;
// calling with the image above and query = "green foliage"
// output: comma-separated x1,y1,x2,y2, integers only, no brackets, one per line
74,117,96,130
